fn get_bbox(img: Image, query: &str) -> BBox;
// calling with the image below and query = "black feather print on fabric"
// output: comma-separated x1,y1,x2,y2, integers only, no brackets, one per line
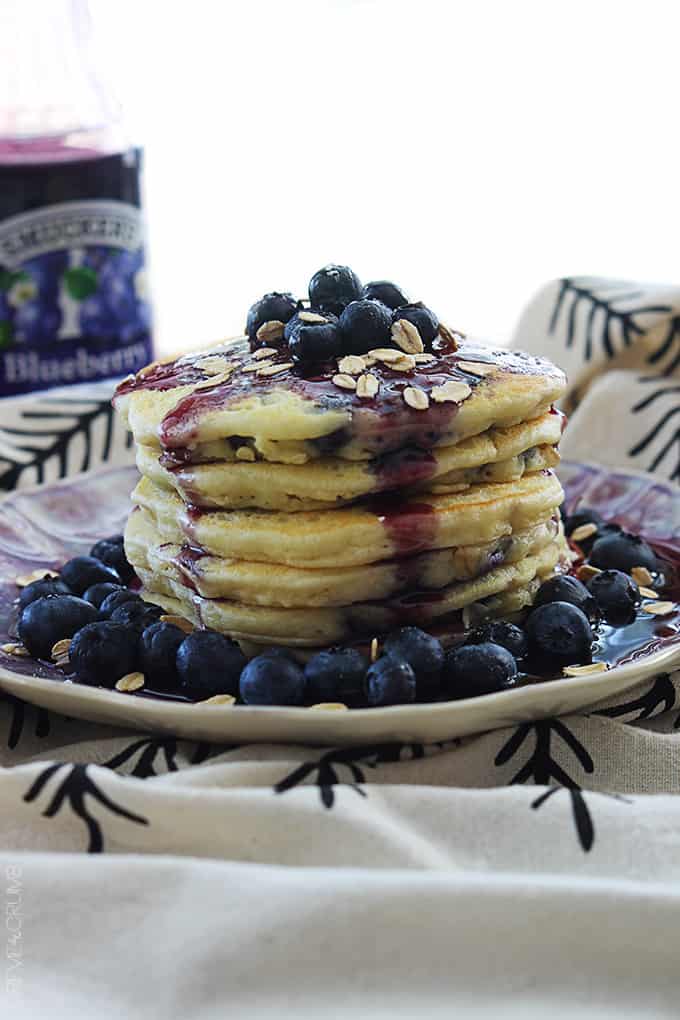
494,719,594,787
274,742,428,808
593,673,675,722
101,737,180,778
275,748,370,809
628,377,680,479
190,741,241,766
531,787,631,853
531,787,595,851
548,278,671,361
24,763,148,853
0,693,50,750
101,737,241,774
0,395,125,491
647,314,680,375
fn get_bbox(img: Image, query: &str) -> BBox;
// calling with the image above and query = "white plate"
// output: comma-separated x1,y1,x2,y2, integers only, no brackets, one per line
0,462,678,745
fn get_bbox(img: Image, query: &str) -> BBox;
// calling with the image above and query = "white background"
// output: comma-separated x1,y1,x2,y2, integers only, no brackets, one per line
91,0,680,355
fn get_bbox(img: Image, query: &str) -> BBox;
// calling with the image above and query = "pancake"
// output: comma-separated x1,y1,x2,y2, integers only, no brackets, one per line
139,578,546,658
114,335,567,463
134,412,562,511
126,506,561,607
133,534,567,646
131,469,564,568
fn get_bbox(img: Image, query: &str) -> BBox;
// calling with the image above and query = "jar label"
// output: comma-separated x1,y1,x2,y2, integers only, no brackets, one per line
0,153,153,397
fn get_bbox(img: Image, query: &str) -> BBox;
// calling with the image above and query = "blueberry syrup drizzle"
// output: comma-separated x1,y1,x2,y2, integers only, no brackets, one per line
114,335,560,459
549,405,568,434
366,497,437,558
173,545,204,594
372,446,438,491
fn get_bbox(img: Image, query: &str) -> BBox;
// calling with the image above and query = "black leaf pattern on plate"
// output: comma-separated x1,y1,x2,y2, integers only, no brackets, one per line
24,763,148,853
101,738,180,778
494,719,594,787
628,377,680,480
593,673,675,721
0,395,132,491
0,692,50,750
548,278,671,362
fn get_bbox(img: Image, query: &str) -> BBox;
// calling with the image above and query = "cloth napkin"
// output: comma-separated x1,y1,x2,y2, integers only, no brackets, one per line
1,275,679,1019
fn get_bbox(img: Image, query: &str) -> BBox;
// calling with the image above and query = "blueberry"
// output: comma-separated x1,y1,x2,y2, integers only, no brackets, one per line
99,588,142,619
586,569,641,625
308,264,362,316
60,556,120,595
563,507,604,536
465,620,528,659
533,575,598,620
256,645,299,662
90,533,124,552
304,646,369,705
177,630,247,699
444,642,518,698
18,575,72,611
82,582,124,609
239,652,306,706
392,303,439,346
589,530,659,575
363,280,409,310
110,599,164,633
338,299,392,354
563,507,607,553
285,311,341,364
18,594,98,659
69,621,138,687
525,602,593,666
245,292,298,344
139,621,185,689
383,627,444,684
364,657,416,707
90,536,135,584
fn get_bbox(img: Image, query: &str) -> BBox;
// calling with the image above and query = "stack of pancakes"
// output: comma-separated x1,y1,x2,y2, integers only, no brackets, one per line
114,334,569,649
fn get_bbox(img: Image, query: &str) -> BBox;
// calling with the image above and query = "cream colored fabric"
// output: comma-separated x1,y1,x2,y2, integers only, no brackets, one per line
1,675,680,1018
512,276,679,481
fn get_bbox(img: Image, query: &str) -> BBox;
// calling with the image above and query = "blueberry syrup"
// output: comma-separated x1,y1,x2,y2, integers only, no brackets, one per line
650,539,680,602
549,405,568,434
366,497,437,558
173,545,205,594
372,446,438,490
114,336,560,458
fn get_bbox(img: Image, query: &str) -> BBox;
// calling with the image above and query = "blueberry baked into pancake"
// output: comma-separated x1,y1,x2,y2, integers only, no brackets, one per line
6,266,679,708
